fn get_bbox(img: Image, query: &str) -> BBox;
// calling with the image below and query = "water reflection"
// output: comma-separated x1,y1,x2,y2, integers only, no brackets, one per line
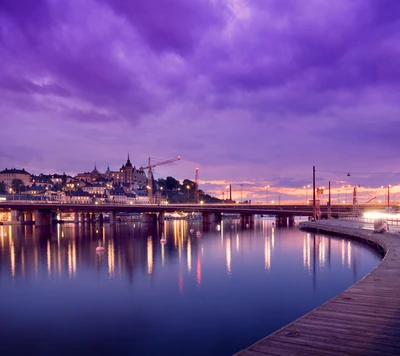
0,220,373,286
0,219,382,356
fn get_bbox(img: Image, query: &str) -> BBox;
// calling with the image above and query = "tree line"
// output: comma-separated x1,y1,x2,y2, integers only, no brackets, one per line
157,176,222,203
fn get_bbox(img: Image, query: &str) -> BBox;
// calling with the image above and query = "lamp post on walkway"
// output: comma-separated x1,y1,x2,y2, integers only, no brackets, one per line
240,184,243,203
343,185,350,204
303,184,310,204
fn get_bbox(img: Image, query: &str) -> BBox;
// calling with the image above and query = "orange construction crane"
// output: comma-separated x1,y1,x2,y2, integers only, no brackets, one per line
141,156,181,203
194,168,199,203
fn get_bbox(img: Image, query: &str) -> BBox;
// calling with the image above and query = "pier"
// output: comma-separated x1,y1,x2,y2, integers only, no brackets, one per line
234,220,400,356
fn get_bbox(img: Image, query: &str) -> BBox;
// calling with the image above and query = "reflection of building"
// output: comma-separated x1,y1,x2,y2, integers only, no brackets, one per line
0,168,31,189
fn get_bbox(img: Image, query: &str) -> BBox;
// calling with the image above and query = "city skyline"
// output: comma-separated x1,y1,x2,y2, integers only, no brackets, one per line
1,0,399,201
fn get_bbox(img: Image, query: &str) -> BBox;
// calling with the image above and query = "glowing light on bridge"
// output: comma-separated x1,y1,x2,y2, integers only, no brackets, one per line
364,212,400,219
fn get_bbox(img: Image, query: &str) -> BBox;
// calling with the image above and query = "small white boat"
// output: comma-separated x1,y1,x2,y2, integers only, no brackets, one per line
196,231,202,238
160,233,167,244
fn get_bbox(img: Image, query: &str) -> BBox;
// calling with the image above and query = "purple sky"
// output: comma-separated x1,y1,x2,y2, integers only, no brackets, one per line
1,0,400,202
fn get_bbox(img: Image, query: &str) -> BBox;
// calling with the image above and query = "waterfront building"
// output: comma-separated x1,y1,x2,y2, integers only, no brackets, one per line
76,165,102,182
0,168,31,189
64,191,92,204
105,155,147,189
76,156,148,189
82,182,110,197
134,189,151,204
109,187,129,204
31,174,53,188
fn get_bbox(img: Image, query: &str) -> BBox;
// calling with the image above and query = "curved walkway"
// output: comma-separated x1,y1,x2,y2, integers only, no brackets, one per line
234,220,400,356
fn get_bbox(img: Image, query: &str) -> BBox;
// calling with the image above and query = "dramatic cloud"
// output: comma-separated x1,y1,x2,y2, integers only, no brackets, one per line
1,0,399,200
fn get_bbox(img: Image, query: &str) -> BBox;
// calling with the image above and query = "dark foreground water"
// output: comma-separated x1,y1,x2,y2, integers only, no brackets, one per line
0,218,381,356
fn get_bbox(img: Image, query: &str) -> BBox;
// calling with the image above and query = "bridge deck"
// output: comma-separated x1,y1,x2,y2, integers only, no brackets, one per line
234,220,400,356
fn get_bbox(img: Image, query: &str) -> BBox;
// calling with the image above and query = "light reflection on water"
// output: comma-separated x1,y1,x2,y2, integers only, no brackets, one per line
0,219,381,356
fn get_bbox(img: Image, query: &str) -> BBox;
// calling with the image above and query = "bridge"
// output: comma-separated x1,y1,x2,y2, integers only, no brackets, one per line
0,201,390,227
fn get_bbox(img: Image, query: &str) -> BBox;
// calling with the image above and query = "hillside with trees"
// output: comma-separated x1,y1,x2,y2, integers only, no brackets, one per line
157,176,222,204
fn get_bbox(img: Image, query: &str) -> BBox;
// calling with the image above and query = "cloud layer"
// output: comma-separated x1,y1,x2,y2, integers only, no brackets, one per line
1,0,399,200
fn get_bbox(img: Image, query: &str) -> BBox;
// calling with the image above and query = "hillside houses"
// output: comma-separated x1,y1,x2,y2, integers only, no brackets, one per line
0,155,161,204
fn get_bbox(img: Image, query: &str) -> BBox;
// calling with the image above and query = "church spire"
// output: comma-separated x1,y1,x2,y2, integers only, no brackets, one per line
125,153,133,168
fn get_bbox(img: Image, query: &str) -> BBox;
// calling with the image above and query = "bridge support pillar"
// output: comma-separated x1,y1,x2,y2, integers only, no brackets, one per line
80,213,85,224
34,210,52,226
158,211,165,224
86,213,91,223
25,212,33,224
99,213,103,225
275,215,288,227
240,214,255,226
11,210,19,224
288,215,295,226
142,213,157,224
202,212,222,224
19,211,25,224
74,212,79,224
109,211,116,225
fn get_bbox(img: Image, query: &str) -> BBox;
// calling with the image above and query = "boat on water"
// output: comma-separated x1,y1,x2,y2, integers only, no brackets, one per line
160,233,167,244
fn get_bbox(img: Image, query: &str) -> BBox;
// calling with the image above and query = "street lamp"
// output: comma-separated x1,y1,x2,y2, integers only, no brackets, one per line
240,184,243,203
265,185,270,204
303,184,310,204
186,185,190,203
342,185,350,204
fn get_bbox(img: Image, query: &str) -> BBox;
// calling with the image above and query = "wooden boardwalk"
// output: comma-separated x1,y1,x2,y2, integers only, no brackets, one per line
234,220,400,356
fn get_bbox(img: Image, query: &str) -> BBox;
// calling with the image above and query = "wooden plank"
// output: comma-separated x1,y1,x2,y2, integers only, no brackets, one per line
250,340,342,356
287,322,400,348
301,313,400,331
268,331,400,355
295,316,400,334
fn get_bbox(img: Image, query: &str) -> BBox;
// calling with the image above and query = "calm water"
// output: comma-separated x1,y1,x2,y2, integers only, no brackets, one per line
0,218,381,356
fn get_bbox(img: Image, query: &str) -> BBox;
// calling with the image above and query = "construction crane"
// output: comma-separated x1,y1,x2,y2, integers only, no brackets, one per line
194,168,199,204
141,156,181,203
